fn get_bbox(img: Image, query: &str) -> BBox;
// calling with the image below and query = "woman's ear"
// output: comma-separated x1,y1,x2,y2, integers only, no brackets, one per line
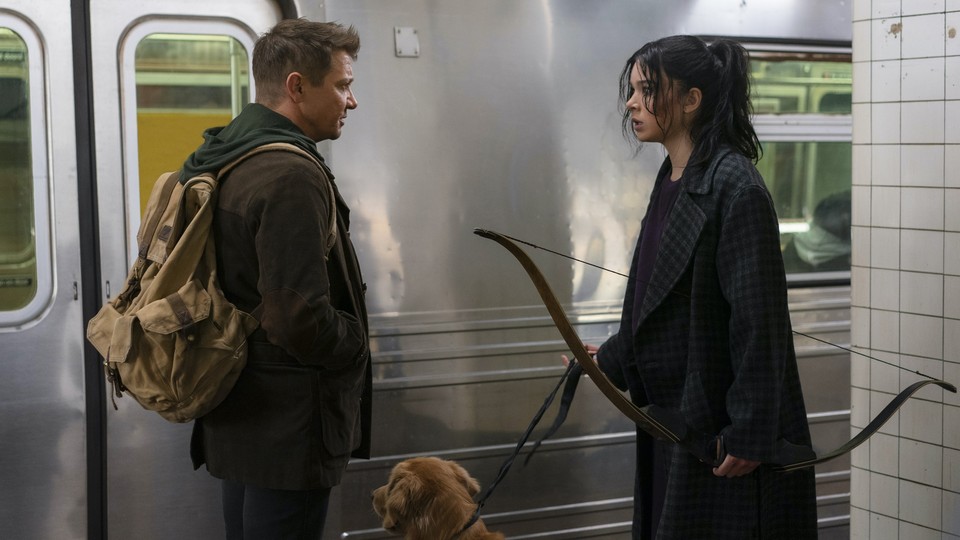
683,87,703,114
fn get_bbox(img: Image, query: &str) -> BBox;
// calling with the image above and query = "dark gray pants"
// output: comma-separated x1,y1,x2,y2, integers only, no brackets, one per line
221,479,332,540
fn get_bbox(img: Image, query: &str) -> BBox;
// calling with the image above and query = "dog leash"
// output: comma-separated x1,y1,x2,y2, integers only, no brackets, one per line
460,359,581,534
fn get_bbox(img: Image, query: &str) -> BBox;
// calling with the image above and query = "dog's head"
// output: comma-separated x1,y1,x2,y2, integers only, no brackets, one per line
371,457,481,539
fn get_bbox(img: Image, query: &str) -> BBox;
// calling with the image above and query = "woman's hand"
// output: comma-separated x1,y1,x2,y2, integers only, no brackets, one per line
561,343,598,366
712,453,760,478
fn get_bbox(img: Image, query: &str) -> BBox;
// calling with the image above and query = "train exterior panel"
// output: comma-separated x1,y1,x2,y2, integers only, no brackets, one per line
0,1,852,538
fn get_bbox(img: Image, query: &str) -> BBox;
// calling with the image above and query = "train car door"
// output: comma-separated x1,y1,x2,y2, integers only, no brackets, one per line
87,1,281,537
0,1,86,538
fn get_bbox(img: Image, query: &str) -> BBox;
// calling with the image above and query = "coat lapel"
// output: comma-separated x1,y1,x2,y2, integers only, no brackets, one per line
635,190,705,326
634,149,731,328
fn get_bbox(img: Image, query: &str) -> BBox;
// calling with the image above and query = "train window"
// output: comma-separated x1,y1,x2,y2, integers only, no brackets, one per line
751,57,852,114
0,21,52,324
0,28,34,312
749,50,852,282
133,32,250,213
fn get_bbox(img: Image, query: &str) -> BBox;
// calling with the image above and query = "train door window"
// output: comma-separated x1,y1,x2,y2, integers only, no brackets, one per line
0,19,52,326
749,47,852,283
121,20,254,246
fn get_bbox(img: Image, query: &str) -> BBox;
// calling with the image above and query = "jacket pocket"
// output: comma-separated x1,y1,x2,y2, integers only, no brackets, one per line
681,369,728,432
316,360,366,458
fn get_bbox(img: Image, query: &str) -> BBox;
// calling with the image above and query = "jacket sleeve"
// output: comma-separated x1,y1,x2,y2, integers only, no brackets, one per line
715,182,792,462
249,162,367,370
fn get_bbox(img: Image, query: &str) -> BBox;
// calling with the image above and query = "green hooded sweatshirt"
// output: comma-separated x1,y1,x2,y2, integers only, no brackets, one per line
180,102,329,183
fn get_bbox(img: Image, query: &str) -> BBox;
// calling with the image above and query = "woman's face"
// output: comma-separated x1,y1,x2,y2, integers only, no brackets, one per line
624,63,683,144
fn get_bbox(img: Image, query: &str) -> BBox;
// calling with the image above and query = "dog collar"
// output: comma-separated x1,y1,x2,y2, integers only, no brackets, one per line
456,506,480,537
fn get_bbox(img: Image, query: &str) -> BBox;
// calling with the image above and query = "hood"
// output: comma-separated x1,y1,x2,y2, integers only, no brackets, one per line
179,103,326,183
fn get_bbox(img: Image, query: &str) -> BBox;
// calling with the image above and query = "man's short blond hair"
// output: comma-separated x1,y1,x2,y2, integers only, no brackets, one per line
253,18,360,105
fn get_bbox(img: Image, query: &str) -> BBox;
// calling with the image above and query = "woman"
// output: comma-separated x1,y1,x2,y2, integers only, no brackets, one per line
593,35,817,539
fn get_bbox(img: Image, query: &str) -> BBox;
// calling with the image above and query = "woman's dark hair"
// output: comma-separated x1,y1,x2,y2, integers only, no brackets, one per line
618,35,761,166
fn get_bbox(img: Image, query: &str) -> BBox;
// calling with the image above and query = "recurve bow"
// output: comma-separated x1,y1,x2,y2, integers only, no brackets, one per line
474,228,957,471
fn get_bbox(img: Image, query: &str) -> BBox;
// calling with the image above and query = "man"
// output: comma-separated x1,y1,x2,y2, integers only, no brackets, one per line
186,19,371,539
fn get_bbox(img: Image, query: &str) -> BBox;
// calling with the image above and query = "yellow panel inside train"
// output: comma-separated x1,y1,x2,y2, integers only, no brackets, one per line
136,111,232,213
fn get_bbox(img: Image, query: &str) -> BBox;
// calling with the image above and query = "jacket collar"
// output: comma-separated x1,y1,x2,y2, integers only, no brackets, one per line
679,146,734,195
633,147,735,327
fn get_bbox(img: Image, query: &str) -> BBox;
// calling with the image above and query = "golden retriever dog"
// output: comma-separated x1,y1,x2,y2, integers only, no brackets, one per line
372,457,505,540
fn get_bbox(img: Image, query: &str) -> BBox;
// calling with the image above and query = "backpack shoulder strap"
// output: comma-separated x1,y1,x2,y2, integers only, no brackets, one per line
137,171,181,260
217,142,338,257
217,142,325,178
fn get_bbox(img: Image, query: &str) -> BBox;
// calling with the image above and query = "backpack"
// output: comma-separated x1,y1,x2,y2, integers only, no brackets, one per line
86,142,334,423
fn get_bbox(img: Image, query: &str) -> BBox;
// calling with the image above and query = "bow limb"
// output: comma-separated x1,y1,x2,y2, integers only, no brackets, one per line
474,229,684,444
476,228,960,472
773,378,956,472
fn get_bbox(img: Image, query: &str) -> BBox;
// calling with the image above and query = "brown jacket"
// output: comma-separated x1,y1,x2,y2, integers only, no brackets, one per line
191,148,371,490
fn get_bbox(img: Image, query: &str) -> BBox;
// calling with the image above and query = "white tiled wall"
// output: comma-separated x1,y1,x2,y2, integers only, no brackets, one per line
851,1,960,538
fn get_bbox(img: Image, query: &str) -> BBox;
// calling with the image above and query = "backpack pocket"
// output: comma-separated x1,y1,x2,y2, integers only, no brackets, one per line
104,278,211,366
86,301,122,360
106,278,251,422
138,278,211,336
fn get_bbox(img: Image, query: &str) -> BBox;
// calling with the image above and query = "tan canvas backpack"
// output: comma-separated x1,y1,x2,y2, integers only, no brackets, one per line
86,142,335,422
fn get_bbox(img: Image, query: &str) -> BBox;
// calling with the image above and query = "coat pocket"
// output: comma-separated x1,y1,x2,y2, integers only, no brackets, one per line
317,361,366,458
681,369,729,432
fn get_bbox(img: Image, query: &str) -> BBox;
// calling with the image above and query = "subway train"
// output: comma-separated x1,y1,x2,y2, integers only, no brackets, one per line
0,0,854,538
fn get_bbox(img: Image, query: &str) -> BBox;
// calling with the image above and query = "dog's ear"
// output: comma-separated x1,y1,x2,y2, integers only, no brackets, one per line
404,459,477,539
389,470,457,540
446,459,481,497
383,471,423,533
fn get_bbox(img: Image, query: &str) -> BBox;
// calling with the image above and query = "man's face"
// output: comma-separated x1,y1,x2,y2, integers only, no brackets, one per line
298,50,357,142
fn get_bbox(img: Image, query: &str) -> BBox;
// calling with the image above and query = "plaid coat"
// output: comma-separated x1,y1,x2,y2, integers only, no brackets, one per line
598,149,817,539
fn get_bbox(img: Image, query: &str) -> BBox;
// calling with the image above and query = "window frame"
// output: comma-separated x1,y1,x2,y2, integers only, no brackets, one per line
747,43,853,286
118,18,256,259
0,14,54,328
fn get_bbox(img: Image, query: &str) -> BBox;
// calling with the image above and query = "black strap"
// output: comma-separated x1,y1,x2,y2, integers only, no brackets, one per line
523,362,583,466
166,292,198,344
463,359,580,532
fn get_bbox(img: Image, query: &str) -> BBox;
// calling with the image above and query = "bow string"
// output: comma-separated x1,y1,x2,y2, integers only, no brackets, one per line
474,228,957,471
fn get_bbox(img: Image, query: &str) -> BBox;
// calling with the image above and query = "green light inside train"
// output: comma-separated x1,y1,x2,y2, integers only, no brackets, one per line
0,28,36,311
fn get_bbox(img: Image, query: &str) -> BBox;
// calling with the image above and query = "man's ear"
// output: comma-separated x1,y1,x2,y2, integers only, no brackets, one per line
683,87,702,114
285,72,304,101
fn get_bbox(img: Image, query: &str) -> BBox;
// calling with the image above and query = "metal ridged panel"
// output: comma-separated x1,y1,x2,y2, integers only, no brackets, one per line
335,288,850,537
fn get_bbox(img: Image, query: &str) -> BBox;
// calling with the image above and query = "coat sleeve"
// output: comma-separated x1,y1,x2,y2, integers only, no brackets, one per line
597,333,630,391
715,182,792,462
249,162,367,370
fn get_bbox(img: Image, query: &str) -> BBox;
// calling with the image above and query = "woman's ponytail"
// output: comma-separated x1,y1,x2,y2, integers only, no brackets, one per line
705,39,760,163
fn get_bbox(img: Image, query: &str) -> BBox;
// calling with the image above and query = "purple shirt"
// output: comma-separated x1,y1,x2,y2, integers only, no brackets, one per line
632,170,684,330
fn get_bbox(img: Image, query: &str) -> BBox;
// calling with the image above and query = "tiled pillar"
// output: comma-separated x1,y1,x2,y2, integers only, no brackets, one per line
850,1,960,538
